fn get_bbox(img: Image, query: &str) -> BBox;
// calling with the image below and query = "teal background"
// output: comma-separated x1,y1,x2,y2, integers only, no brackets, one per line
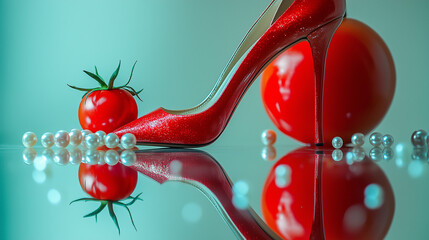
1,1,429,239
1,0,428,147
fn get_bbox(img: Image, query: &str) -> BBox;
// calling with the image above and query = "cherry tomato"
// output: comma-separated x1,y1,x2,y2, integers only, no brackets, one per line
79,89,138,133
78,162,138,201
261,147,395,240
261,18,396,145
69,61,142,133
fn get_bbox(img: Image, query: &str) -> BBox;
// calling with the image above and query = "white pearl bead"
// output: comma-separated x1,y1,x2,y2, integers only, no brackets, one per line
95,131,106,147
54,130,70,148
69,129,83,146
412,148,427,160
105,150,120,165
120,150,136,166
261,146,277,161
42,148,54,162
261,129,277,145
85,133,100,149
331,136,343,149
351,133,365,146
41,132,55,148
382,134,394,147
81,149,87,162
121,133,137,149
369,132,382,147
22,132,37,147
331,149,343,161
81,130,92,147
352,147,365,161
383,147,394,161
105,133,120,148
98,150,106,165
84,149,100,164
54,148,70,165
369,147,383,161
22,148,37,165
411,130,427,147
69,148,83,164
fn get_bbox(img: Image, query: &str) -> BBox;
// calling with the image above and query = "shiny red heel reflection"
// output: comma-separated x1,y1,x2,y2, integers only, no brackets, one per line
309,153,325,239
131,149,282,240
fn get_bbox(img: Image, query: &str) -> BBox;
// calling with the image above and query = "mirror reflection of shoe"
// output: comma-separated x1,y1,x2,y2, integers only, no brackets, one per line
132,149,282,239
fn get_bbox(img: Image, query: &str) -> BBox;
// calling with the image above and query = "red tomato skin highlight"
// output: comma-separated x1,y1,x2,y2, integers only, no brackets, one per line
78,89,138,133
261,18,396,145
78,163,138,201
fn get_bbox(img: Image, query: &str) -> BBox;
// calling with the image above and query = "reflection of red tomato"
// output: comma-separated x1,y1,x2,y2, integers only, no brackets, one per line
262,149,316,240
322,153,395,240
78,163,138,201
261,18,396,145
261,148,395,240
79,89,138,133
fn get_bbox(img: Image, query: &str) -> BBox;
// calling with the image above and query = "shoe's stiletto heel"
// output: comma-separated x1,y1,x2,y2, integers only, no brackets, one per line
307,18,343,147
114,0,346,147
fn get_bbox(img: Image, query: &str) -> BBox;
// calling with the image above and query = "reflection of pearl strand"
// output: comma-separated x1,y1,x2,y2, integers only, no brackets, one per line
22,130,137,150
22,147,136,167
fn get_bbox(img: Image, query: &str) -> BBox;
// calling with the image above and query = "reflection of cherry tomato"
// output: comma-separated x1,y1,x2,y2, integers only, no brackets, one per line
78,163,138,201
261,18,396,145
79,89,138,133
261,148,395,240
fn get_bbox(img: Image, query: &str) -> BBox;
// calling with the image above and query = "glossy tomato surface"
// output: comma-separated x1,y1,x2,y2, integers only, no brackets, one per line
261,148,395,240
79,89,138,133
261,18,396,145
78,162,138,201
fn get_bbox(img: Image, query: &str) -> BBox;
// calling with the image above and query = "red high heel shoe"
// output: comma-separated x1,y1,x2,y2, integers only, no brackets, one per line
114,0,346,147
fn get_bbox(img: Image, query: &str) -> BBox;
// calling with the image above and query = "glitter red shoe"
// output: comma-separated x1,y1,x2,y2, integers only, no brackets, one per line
114,0,346,147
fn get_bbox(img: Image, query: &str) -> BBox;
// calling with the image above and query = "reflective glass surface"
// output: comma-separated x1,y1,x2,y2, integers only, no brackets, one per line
1,141,428,240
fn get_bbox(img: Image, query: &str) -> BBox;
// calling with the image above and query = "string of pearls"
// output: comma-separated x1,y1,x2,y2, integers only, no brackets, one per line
331,132,395,149
22,130,137,150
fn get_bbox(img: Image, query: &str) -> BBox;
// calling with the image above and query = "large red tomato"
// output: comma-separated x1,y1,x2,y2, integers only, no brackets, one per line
261,147,395,240
261,18,395,145
78,162,138,201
